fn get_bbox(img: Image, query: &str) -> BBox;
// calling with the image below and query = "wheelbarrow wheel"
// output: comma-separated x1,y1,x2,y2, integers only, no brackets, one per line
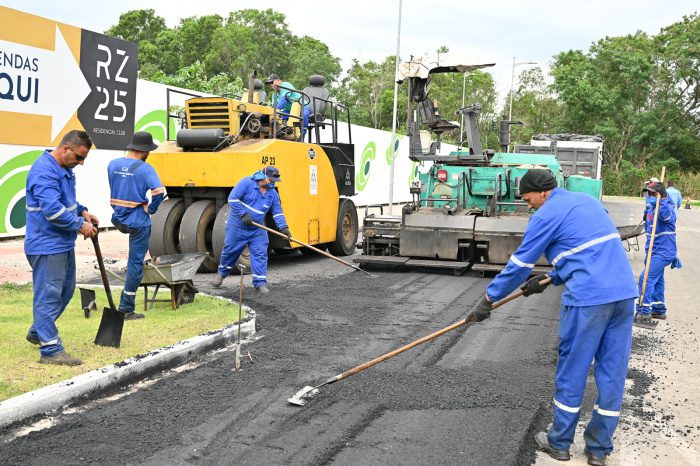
179,200,218,273
212,204,251,274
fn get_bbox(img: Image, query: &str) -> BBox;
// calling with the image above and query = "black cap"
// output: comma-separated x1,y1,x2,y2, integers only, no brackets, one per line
519,169,558,195
127,131,158,152
643,181,667,197
265,74,280,85
263,165,281,182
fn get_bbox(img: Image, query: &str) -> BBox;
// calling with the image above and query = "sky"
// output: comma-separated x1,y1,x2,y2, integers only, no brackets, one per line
1,0,697,106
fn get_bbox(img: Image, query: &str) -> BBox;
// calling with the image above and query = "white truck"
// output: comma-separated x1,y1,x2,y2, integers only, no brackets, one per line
515,134,604,180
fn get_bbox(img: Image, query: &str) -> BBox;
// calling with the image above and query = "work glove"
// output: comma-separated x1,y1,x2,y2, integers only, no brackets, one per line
520,274,550,296
241,213,254,226
467,295,492,323
280,227,292,240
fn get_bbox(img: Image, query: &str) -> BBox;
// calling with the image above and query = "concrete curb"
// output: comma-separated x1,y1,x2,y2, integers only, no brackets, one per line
0,304,256,430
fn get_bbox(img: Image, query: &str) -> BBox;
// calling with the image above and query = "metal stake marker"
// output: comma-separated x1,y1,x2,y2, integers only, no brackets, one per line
235,264,246,371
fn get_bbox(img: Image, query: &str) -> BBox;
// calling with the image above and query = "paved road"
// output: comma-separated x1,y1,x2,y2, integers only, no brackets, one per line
1,261,564,465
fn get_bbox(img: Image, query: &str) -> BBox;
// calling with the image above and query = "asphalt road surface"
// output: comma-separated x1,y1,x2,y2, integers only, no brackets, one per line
1,256,566,465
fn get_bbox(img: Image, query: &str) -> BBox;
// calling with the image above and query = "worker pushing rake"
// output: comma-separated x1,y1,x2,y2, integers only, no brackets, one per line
290,170,638,466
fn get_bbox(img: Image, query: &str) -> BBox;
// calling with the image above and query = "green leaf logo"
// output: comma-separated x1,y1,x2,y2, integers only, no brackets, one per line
0,150,43,233
134,110,178,144
385,135,402,165
356,141,377,192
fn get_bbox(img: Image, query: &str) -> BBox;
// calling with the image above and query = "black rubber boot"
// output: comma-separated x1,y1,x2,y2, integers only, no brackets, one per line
26,333,39,345
535,431,570,461
584,447,606,465
651,312,667,320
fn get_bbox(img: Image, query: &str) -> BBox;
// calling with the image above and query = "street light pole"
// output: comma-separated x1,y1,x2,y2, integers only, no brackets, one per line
508,57,536,122
387,0,402,215
459,72,467,148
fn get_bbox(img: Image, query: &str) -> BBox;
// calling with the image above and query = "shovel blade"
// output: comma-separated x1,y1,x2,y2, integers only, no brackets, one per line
633,316,658,330
94,307,125,347
287,386,320,406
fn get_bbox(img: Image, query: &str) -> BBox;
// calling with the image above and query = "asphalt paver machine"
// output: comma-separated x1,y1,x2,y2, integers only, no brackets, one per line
356,55,643,274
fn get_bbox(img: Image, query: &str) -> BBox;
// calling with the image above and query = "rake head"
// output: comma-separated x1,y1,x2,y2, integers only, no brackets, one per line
287,385,321,406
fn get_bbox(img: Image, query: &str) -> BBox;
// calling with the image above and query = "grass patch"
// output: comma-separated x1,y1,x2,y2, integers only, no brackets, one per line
0,282,243,401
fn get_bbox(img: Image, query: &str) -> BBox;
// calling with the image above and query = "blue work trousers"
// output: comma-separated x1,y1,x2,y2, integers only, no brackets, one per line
115,223,151,312
218,221,269,287
26,250,76,357
548,298,635,457
636,255,673,316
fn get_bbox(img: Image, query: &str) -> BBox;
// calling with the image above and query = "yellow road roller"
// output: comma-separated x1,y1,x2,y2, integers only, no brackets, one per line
147,75,357,272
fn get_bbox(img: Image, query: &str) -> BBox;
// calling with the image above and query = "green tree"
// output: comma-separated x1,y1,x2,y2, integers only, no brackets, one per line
286,36,342,89
504,67,564,146
176,15,224,69
106,9,166,45
148,61,244,97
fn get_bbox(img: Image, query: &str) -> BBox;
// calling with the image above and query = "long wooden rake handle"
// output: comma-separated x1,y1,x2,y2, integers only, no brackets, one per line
330,277,552,382
252,221,371,276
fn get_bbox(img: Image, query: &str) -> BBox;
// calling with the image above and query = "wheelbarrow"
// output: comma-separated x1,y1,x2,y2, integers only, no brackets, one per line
100,253,207,311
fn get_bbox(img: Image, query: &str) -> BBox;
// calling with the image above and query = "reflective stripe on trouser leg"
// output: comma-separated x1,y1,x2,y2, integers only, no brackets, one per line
249,229,269,288
119,226,151,312
651,269,667,313
548,303,611,452
584,298,634,456
26,251,75,356
218,221,250,277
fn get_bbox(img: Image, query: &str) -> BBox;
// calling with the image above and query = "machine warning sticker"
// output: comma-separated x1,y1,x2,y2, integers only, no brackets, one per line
310,165,318,195
308,148,316,160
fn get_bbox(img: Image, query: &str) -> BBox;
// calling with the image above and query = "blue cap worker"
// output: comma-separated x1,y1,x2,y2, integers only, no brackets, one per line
212,166,290,293
467,169,637,465
107,131,165,319
636,182,677,322
266,74,310,137
25,130,99,366
665,180,682,215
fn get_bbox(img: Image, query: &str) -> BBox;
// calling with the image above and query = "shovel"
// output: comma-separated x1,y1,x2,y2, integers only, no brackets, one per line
288,277,551,406
79,287,97,318
92,227,125,347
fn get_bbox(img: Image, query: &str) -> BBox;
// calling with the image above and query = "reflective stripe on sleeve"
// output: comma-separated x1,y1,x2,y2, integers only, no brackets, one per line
550,233,620,266
273,213,285,218
509,255,535,269
25,205,41,212
593,404,620,417
46,206,67,221
67,203,78,211
553,398,581,413
151,187,166,195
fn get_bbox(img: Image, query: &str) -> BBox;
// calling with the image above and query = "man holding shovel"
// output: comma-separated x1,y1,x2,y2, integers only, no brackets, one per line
467,169,637,466
25,130,98,366
637,182,676,322
107,132,165,320
212,166,290,293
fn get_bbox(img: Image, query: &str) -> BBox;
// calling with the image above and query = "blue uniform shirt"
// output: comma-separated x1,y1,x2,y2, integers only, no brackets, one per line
486,188,637,307
25,151,87,255
643,197,676,260
228,176,288,230
666,187,682,214
107,157,165,228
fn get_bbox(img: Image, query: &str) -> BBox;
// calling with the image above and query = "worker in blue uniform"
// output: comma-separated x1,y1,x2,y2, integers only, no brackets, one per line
637,182,676,322
467,169,637,466
107,132,165,319
25,130,98,366
665,180,682,214
212,166,290,293
266,74,310,138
